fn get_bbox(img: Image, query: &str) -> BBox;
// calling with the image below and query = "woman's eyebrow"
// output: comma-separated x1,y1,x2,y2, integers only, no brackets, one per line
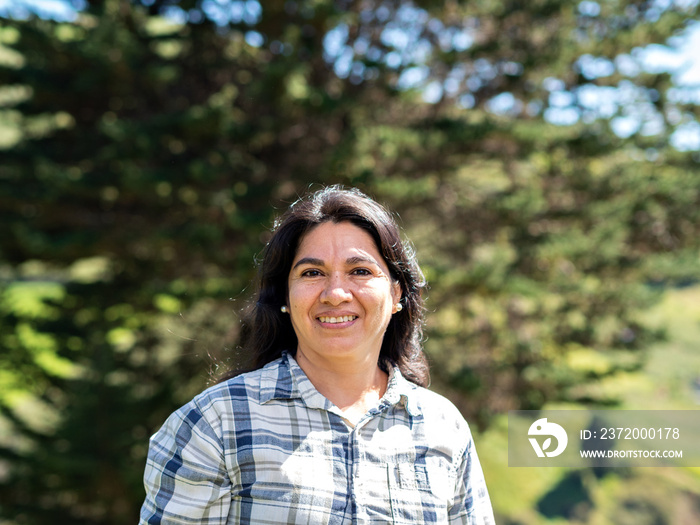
292,256,381,270
292,257,325,270
346,256,381,267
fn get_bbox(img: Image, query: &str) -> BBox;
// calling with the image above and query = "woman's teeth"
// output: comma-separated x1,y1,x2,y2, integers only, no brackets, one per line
318,316,357,324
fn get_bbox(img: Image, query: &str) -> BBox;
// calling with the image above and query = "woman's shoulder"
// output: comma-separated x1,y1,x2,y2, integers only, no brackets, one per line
412,384,465,416
176,356,288,420
405,382,474,436
198,356,285,400
151,357,289,443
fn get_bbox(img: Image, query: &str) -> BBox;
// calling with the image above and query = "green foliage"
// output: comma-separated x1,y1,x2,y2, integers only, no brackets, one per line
473,286,700,525
0,262,230,522
1,0,700,523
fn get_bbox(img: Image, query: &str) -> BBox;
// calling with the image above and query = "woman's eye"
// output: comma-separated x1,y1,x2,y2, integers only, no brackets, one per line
301,269,322,277
352,268,372,276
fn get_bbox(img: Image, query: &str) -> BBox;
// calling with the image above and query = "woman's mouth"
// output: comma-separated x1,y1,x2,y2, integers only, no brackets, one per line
317,315,358,324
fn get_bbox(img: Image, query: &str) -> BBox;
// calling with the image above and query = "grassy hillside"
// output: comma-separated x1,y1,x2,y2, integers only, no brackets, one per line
480,284,700,524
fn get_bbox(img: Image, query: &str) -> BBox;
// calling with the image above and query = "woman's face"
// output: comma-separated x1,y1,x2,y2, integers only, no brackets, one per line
287,221,401,368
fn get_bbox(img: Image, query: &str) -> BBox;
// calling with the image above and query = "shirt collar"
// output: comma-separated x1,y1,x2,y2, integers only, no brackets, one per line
259,352,332,411
260,351,421,417
382,365,421,417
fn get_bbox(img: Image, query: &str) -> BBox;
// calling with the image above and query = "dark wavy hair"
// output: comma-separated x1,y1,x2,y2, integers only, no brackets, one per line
225,185,429,387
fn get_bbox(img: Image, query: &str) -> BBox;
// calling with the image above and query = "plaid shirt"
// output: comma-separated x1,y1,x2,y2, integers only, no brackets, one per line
140,352,494,524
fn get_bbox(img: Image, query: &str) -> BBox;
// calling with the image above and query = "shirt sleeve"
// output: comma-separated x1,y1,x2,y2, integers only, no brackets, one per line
139,401,231,524
449,435,495,525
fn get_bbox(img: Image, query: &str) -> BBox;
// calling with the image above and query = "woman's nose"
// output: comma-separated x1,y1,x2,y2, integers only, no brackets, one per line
320,274,352,305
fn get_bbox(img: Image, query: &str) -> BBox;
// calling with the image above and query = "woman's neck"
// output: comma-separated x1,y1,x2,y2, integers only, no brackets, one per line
294,348,388,424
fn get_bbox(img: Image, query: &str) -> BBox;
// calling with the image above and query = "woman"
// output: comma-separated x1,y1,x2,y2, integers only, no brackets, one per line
140,186,494,524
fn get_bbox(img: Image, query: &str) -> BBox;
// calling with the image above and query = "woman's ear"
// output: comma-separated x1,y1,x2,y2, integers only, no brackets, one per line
391,281,402,308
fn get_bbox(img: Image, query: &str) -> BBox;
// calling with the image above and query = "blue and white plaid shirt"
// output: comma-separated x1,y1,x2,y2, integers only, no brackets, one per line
140,352,494,524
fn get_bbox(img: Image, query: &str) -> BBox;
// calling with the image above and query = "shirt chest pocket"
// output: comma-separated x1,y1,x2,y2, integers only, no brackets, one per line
388,462,452,523
357,461,451,524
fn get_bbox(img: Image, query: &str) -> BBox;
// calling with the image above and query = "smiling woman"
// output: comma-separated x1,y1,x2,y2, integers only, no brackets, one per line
287,221,402,422
139,186,495,525
234,184,431,389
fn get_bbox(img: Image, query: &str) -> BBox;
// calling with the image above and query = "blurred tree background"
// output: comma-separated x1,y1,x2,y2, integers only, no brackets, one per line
1,0,700,523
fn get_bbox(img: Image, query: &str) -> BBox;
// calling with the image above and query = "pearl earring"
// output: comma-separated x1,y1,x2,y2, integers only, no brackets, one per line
395,303,403,312
281,306,288,313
